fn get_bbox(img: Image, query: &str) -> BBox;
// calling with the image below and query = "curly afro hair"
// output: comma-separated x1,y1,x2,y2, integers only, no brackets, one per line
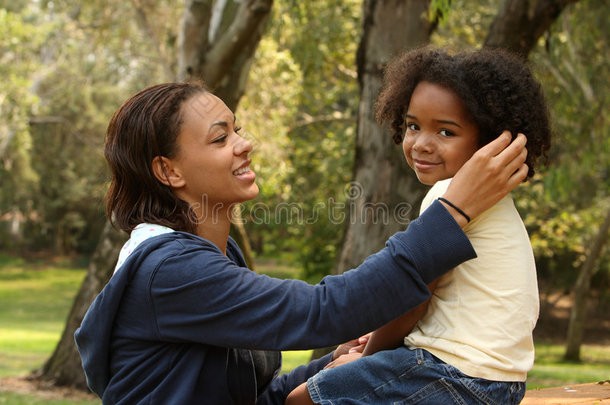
376,47,552,179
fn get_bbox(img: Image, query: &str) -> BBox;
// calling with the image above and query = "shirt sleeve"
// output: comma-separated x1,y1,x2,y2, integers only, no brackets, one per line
419,179,451,215
147,200,476,351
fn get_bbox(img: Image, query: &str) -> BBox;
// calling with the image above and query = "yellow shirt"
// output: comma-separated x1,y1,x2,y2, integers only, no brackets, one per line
404,179,539,382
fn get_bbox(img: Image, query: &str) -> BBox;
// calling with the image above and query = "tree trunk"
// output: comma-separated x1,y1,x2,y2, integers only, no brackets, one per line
313,0,578,361
564,204,610,362
178,0,273,109
37,0,272,388
36,222,127,389
311,0,433,361
484,0,579,56
334,0,432,275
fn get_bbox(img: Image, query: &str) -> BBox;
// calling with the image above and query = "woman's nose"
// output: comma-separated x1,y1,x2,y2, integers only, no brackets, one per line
233,133,253,156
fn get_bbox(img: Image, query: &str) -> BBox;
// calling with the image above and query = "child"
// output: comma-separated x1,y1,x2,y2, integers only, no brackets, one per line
286,47,551,404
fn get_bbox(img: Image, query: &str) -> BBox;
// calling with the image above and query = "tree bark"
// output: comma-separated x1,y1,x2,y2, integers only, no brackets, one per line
335,0,432,276
564,204,610,362
38,0,272,388
36,222,127,389
311,0,433,361
484,0,579,56
178,0,273,109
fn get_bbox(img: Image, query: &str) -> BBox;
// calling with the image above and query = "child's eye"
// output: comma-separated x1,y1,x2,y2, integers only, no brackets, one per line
234,126,242,134
406,123,419,131
440,129,454,137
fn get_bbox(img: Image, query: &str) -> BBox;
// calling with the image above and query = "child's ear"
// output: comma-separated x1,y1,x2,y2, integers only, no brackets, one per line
151,156,186,188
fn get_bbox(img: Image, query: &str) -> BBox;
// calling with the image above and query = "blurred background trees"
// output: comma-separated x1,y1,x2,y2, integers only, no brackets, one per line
0,0,608,386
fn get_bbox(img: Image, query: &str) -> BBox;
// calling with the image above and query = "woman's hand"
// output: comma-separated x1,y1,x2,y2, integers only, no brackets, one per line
442,131,528,226
324,352,362,370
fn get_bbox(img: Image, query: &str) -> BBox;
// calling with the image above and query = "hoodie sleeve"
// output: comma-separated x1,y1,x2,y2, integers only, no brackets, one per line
145,200,475,351
257,353,333,405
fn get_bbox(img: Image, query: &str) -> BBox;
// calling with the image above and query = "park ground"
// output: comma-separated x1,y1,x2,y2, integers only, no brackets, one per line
0,257,608,403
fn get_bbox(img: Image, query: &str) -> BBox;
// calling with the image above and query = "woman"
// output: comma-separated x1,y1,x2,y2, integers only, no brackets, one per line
75,82,528,404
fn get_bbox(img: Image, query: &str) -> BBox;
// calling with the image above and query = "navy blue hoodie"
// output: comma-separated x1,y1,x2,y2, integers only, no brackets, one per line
75,201,475,404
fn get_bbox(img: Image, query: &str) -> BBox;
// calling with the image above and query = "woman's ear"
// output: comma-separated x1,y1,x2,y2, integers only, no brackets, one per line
151,156,186,188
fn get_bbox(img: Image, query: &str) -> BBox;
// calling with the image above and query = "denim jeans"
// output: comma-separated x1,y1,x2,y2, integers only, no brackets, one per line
306,347,525,404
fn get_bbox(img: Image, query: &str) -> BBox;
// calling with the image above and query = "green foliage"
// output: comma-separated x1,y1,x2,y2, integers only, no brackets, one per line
431,0,497,48
429,0,610,294
520,0,610,291
0,7,47,219
1,0,608,296
239,0,361,279
0,0,181,254
429,0,453,24
531,0,609,202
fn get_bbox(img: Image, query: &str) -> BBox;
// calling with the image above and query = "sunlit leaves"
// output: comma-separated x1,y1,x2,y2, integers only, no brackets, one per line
237,0,361,278
0,7,50,214
0,0,182,253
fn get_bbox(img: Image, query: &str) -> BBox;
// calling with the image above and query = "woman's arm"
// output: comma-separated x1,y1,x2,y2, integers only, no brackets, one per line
147,133,527,351
150,202,475,351
361,280,438,356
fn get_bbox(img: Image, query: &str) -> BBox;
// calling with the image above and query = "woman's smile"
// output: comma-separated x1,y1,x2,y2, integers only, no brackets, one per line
233,161,256,180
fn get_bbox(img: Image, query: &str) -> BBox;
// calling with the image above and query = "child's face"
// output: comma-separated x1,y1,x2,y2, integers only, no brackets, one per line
403,81,479,185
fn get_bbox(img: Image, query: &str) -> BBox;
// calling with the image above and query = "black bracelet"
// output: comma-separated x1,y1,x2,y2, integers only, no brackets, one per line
438,197,471,223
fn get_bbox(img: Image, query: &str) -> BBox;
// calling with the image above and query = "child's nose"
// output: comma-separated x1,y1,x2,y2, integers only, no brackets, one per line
413,133,434,152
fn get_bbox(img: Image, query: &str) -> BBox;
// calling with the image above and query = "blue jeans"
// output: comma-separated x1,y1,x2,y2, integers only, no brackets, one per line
306,347,525,404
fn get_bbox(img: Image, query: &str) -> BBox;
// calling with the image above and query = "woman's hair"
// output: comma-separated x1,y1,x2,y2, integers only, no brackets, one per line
376,47,552,179
104,82,207,233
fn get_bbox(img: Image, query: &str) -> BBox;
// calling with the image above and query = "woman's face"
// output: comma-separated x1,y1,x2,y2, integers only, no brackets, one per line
168,93,259,213
402,81,480,185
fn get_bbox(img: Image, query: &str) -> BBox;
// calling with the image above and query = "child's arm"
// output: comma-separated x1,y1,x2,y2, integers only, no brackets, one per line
361,280,438,356
286,382,315,405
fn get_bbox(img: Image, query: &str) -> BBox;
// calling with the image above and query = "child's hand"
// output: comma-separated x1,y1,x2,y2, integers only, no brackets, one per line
443,131,528,226
332,333,370,360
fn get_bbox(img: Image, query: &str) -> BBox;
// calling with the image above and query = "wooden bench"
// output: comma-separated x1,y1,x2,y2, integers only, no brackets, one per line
522,382,610,404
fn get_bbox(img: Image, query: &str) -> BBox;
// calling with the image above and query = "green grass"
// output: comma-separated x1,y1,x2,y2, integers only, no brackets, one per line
526,342,610,389
281,350,313,373
0,392,96,405
0,254,98,403
0,253,609,403
0,263,88,377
